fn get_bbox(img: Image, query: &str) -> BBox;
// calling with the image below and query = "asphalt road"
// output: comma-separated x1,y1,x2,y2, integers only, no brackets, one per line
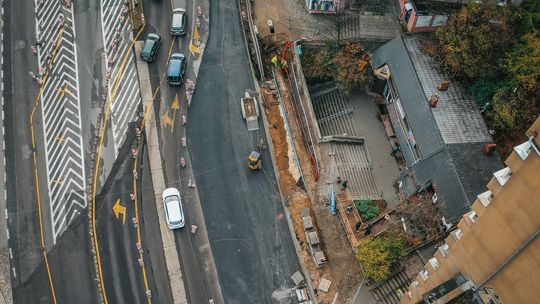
187,0,302,303
4,0,45,285
5,0,105,302
5,0,155,302
143,0,222,303
95,131,161,304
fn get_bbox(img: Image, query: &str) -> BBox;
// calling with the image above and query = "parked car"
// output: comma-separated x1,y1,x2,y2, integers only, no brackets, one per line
167,53,186,85
162,188,185,229
171,8,187,35
140,33,161,62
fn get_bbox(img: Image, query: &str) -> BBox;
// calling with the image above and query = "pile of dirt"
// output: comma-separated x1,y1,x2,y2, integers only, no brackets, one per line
264,84,363,303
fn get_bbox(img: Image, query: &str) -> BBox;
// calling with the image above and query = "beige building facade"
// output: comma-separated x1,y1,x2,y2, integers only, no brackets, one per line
401,117,540,304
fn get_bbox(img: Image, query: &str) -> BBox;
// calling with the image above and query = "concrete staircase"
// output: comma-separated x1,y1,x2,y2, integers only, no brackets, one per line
369,268,411,304
332,142,380,200
311,84,357,137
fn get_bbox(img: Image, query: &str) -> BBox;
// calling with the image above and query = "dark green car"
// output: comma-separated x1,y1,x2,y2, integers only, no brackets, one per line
140,33,161,62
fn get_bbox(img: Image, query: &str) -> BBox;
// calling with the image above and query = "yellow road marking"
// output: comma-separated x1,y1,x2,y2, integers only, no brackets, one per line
170,94,180,133
162,110,174,130
55,130,66,143
132,149,152,303
91,23,147,304
51,179,64,185
55,84,73,99
28,28,65,304
112,199,127,225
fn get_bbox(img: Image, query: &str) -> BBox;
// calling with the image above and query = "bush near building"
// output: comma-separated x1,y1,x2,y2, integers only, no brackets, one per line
425,0,540,158
355,234,407,284
302,42,373,92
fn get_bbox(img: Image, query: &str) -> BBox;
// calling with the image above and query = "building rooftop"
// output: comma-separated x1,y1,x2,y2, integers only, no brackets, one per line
403,37,493,144
372,36,503,223
410,0,463,14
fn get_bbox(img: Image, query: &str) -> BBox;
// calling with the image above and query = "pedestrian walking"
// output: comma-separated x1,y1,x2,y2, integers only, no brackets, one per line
341,180,348,190
355,221,361,232
336,176,342,184
364,223,373,236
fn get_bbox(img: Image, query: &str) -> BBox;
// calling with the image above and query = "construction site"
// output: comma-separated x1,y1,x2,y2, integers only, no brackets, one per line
237,0,450,303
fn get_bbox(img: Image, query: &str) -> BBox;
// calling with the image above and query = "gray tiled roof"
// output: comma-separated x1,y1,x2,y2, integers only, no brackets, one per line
403,37,492,144
372,36,445,159
372,36,503,224
413,149,470,223
447,143,503,203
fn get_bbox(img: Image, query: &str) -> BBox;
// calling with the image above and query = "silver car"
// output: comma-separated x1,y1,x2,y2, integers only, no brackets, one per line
171,8,187,35
162,188,185,229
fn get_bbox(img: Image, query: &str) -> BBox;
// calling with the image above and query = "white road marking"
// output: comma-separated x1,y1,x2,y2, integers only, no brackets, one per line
35,0,87,242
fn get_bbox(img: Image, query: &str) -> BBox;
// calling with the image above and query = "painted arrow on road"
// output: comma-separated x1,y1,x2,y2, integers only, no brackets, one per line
112,199,126,225
171,94,180,133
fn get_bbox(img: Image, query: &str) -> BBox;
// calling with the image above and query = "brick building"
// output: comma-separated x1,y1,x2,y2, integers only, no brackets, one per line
400,117,540,303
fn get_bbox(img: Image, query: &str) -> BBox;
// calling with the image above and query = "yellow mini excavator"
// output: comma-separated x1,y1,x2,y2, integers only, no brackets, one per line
248,151,262,170
248,138,266,170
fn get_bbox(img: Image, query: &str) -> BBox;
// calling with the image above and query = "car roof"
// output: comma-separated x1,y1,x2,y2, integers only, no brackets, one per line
165,199,183,222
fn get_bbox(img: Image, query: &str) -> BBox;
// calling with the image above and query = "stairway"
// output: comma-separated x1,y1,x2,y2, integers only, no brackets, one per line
332,143,380,200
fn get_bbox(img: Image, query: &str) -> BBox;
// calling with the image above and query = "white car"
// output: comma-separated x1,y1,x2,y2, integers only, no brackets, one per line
162,188,185,229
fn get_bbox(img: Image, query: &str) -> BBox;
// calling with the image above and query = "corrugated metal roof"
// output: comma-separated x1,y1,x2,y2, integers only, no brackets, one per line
372,36,445,159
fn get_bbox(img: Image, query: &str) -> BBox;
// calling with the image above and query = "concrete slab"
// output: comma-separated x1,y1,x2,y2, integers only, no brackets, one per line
348,90,401,206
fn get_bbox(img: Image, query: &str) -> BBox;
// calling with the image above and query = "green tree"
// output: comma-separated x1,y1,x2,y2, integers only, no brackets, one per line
435,0,520,81
334,42,373,92
356,237,407,283
301,44,336,82
501,32,540,93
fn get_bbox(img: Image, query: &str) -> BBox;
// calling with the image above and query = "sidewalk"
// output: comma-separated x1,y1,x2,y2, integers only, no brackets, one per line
252,0,401,42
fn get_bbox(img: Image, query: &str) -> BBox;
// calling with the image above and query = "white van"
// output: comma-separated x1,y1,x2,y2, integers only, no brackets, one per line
162,188,185,229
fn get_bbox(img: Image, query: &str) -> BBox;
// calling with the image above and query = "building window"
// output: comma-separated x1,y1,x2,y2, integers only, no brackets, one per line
464,211,478,226
477,190,493,208
451,229,463,242
494,167,512,186
438,243,449,257
429,258,439,270
420,270,429,281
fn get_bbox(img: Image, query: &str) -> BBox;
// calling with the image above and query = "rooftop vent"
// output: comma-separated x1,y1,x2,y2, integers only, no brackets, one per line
494,167,512,186
484,143,497,155
374,64,391,79
437,80,451,91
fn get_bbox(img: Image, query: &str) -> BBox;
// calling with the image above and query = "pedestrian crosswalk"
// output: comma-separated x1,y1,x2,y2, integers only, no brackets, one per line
34,0,86,242
101,0,141,156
